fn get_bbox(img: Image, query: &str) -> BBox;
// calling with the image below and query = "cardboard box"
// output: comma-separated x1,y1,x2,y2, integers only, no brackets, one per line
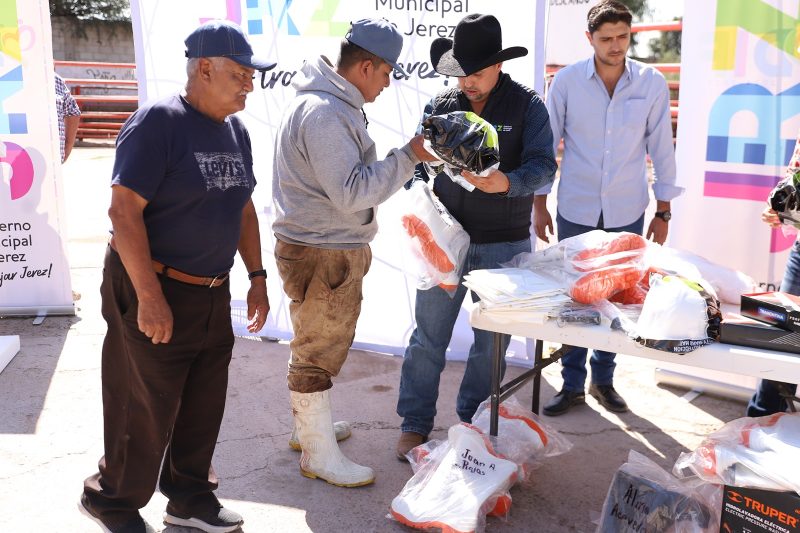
721,485,800,533
741,292,800,333
720,314,800,356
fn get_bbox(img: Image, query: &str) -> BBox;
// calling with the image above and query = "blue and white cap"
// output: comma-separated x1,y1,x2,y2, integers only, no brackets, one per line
185,20,276,71
345,18,407,76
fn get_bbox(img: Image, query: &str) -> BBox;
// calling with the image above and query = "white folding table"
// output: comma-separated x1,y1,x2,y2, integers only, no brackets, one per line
469,306,800,435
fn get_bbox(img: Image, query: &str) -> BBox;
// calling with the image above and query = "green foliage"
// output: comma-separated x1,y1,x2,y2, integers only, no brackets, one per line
618,0,649,20
616,0,650,48
648,21,682,62
49,0,130,21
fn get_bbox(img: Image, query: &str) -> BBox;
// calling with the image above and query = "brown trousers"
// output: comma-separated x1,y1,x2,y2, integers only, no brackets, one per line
274,239,371,393
83,246,234,526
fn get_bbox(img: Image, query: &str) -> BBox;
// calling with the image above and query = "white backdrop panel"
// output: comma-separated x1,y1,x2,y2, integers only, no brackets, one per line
672,1,800,290
545,0,599,66
0,0,73,316
130,0,547,362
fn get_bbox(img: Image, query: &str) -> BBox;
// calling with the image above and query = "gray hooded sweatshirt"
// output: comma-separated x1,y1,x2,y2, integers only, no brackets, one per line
272,55,418,248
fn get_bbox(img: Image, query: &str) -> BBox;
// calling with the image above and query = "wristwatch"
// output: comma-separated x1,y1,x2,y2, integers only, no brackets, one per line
655,210,672,222
248,269,267,280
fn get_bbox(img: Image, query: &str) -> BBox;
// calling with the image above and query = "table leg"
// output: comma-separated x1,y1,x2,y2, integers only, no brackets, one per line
490,331,503,436
778,383,798,413
531,339,544,414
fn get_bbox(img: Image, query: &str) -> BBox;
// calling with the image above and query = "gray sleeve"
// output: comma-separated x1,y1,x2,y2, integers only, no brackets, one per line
301,110,418,214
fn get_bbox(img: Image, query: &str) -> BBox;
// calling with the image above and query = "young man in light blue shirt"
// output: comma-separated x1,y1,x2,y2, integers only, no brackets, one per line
534,0,682,416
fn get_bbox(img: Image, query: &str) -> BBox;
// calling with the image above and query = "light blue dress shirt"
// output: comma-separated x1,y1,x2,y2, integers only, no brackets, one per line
540,57,682,228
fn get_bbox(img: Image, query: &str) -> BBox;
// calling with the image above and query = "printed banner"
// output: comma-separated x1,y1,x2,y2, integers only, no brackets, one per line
545,0,598,66
672,0,800,290
0,0,73,315
130,0,547,361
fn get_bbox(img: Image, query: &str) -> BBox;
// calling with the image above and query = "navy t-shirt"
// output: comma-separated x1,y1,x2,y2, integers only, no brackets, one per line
112,95,255,276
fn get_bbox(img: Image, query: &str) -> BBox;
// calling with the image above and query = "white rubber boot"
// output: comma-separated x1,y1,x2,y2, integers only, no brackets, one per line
289,420,351,451
290,390,375,487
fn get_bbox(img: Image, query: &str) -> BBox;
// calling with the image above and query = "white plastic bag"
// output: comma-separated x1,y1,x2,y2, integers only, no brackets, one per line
400,180,470,296
508,230,648,304
597,450,722,533
470,397,573,483
674,412,800,495
404,438,513,523
389,423,518,533
406,438,446,474
633,274,722,353
646,246,756,304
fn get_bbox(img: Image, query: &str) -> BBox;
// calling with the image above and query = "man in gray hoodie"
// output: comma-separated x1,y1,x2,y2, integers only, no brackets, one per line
272,18,434,487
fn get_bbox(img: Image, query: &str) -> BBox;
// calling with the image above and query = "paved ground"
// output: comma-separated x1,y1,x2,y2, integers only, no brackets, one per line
0,146,748,532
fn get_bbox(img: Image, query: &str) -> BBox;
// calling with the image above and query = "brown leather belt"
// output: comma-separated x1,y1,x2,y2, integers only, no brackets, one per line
151,259,229,288
109,237,229,288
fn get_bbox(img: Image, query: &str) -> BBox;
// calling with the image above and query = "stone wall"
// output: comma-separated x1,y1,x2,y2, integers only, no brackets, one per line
51,17,134,63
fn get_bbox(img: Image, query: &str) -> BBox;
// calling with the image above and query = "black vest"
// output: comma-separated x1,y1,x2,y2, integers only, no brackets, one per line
430,74,535,244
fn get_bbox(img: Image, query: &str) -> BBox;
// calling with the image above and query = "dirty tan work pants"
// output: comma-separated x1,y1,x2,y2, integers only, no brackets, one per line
275,239,371,392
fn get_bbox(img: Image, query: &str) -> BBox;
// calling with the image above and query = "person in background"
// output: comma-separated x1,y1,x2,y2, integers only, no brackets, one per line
535,0,682,417
80,21,273,533
272,18,435,488
747,131,800,417
395,13,557,460
55,72,81,163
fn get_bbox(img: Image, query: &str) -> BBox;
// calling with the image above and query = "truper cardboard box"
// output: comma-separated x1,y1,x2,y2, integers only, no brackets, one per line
720,485,800,533
720,314,800,356
741,292,800,333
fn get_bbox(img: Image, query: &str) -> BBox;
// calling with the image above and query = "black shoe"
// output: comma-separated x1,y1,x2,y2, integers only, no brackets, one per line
78,494,155,533
589,383,629,413
543,389,585,416
164,502,243,533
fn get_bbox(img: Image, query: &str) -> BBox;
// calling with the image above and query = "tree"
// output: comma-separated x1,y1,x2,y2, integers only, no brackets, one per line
618,0,648,20
648,19,682,62
49,0,130,21
617,0,650,48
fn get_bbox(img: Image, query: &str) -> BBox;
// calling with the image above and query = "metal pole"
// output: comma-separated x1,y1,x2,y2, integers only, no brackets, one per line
490,331,503,436
531,339,544,414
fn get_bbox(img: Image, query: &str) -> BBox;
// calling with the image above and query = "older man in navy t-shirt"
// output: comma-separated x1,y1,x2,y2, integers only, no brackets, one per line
80,21,274,533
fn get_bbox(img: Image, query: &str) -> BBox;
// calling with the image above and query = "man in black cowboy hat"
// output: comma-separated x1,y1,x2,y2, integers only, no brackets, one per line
395,13,557,459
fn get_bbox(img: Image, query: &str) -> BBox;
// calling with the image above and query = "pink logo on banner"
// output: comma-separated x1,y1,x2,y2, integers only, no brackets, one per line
0,142,35,200
771,228,797,253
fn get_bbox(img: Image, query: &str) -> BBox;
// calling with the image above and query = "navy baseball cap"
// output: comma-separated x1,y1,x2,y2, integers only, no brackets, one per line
345,18,407,76
185,20,276,71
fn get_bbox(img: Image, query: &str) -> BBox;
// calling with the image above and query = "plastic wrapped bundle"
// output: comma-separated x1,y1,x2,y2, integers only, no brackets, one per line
422,111,500,190
644,245,756,304
769,161,800,228
599,451,722,533
390,423,518,533
633,274,721,353
509,230,649,304
403,438,513,521
470,397,573,484
674,412,800,494
401,180,470,295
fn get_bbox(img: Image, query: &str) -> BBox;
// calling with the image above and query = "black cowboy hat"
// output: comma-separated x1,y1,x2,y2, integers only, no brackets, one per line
431,14,527,77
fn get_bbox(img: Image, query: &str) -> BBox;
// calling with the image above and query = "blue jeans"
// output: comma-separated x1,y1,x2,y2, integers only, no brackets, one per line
397,238,532,436
747,240,800,416
556,212,645,392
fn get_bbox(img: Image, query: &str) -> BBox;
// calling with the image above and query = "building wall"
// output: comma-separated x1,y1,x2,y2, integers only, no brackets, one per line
51,17,134,63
